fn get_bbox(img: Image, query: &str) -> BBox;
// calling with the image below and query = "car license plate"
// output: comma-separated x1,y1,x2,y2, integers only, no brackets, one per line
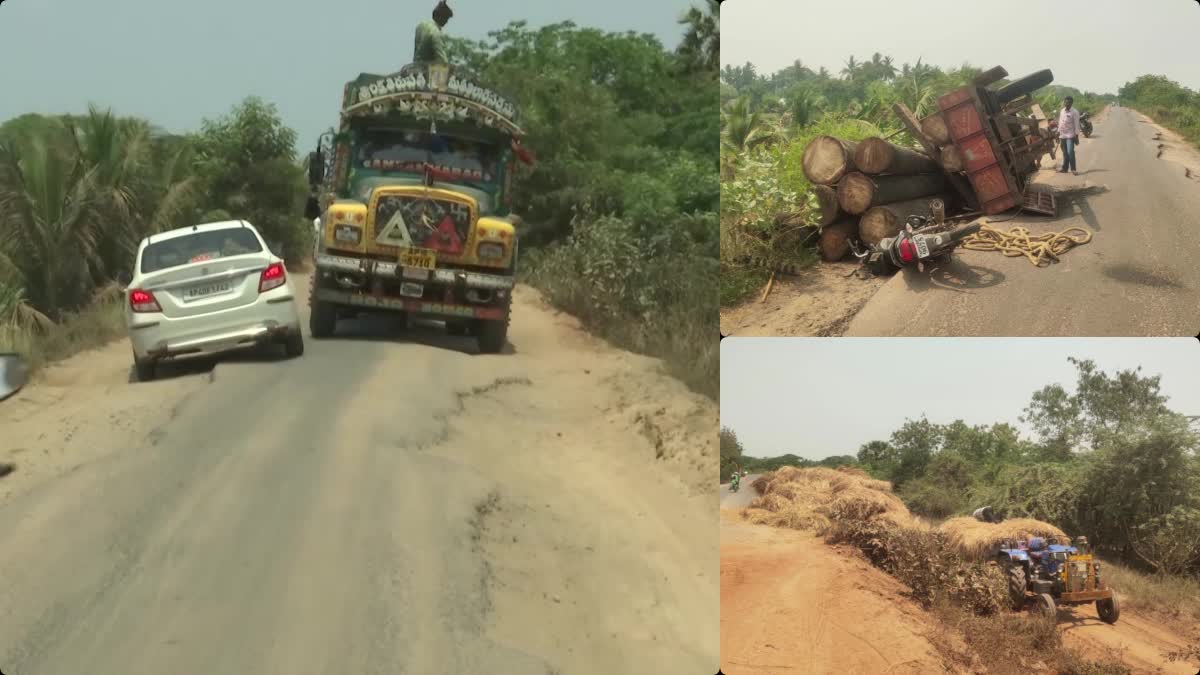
914,235,931,259
398,248,436,270
401,266,429,280
185,281,232,300
399,282,424,298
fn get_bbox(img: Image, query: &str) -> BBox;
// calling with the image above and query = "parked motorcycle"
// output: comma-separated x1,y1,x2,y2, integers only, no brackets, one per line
851,214,984,275
1080,111,1093,138
0,353,30,402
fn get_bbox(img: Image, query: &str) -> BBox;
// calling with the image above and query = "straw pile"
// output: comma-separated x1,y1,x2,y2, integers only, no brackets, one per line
939,517,1069,560
742,466,920,532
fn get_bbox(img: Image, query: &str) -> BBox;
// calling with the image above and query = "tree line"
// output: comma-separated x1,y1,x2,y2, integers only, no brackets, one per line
725,358,1200,577
0,4,721,397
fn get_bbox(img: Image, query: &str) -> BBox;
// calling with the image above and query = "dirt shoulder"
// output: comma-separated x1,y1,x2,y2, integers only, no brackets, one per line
720,262,886,337
720,509,957,674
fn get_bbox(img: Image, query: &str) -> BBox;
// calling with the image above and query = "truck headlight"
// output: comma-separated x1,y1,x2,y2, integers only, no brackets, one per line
477,242,505,259
334,224,361,244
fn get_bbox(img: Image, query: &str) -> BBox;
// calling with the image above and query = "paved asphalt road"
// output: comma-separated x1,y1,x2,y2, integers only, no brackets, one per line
846,106,1200,336
0,282,717,675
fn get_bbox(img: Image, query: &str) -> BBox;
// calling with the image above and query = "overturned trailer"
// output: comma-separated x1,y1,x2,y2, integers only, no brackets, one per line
896,66,1059,216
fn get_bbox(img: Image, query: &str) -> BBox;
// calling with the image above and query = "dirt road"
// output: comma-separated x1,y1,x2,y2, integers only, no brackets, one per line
721,484,1199,674
842,106,1200,336
720,508,951,674
0,277,718,675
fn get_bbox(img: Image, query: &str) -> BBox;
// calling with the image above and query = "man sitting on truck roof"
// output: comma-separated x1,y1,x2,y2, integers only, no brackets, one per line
414,1,453,64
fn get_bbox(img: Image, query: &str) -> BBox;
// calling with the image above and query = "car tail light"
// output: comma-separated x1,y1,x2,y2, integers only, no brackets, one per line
898,238,917,263
259,262,286,292
129,289,161,313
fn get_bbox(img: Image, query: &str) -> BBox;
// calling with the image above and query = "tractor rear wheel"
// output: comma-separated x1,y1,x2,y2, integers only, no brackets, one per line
1006,565,1027,610
1036,593,1057,620
1097,593,1120,624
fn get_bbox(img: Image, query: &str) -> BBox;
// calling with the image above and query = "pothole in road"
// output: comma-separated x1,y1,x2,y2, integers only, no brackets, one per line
1103,263,1183,289
0,462,16,479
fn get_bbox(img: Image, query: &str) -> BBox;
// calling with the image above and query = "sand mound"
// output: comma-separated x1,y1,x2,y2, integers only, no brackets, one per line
939,517,1069,560
742,466,920,532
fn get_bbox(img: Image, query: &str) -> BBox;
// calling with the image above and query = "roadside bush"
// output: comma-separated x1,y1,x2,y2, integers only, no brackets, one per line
524,214,716,399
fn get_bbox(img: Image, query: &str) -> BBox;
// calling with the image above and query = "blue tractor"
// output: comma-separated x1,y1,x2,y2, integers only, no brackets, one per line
995,535,1119,623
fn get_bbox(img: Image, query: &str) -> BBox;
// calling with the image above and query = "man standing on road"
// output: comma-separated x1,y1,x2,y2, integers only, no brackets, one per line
414,1,453,64
1058,96,1082,175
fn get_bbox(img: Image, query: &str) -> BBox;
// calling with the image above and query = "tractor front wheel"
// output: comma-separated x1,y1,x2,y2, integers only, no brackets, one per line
1036,593,1057,620
1097,593,1120,624
1006,565,1027,611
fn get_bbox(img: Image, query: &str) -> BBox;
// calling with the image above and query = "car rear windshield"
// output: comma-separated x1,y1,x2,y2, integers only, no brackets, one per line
140,228,263,273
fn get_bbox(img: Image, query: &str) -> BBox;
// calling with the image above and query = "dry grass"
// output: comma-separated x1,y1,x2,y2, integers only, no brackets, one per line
0,299,125,374
931,600,1131,675
741,466,920,533
939,517,1069,561
1101,560,1200,625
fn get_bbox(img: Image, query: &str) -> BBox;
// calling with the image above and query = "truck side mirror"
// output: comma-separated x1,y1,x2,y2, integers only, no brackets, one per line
304,195,320,220
307,150,325,186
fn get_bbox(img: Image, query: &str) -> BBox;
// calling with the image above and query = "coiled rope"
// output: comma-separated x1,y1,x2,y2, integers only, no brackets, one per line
961,224,1093,267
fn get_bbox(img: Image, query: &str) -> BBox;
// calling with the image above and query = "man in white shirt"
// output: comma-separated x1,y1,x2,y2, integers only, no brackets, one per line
1057,96,1082,175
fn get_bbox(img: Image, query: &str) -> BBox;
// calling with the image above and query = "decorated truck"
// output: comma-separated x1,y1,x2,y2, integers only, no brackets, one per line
303,60,533,352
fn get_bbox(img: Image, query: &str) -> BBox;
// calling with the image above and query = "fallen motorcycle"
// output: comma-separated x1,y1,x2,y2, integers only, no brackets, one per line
851,215,984,275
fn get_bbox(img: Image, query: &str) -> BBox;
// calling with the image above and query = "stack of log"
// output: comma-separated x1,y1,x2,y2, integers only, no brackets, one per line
802,135,952,261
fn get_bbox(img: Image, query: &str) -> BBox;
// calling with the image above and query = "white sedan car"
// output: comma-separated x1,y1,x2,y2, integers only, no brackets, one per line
124,220,303,381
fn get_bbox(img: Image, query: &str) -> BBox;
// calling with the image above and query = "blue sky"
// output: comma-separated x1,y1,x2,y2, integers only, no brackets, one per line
0,0,700,148
721,338,1200,460
722,0,1199,96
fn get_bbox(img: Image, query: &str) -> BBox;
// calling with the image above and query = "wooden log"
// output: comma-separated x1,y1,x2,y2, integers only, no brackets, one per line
818,220,858,262
859,197,945,246
940,145,964,172
813,184,842,227
836,172,947,215
921,114,951,146
853,137,940,175
802,136,860,185
972,66,1009,87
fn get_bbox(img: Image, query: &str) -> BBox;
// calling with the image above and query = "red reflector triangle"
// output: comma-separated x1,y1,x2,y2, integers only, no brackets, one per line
426,215,464,254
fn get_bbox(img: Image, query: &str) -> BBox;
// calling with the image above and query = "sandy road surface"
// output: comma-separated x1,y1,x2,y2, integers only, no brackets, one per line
720,510,951,675
720,488,1199,674
846,106,1200,336
0,276,718,675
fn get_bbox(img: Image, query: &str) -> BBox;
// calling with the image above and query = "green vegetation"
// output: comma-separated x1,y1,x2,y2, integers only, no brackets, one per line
1,7,718,399
1119,74,1200,146
719,55,1115,305
852,358,1200,578
448,12,719,397
729,358,1200,624
719,426,856,476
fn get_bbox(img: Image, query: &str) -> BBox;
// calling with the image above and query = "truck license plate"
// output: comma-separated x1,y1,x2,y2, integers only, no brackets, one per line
398,248,436,270
399,282,424,298
914,235,931,259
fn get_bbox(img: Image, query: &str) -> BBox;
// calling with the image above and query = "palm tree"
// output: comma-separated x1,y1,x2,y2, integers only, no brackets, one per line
678,0,719,75
721,97,776,153
0,135,104,317
841,56,860,81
